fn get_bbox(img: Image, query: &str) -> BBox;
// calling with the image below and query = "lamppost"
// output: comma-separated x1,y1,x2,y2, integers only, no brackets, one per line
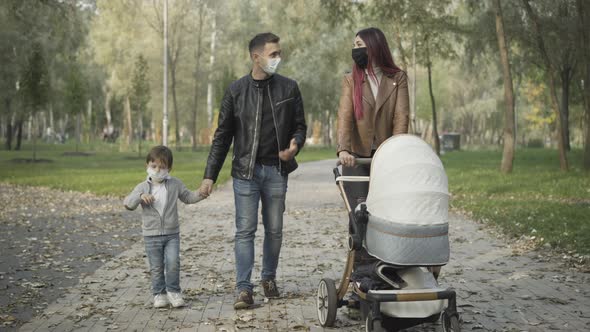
162,0,169,146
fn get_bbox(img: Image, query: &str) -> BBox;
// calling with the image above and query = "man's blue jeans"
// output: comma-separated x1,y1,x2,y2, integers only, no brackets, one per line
144,233,181,295
233,163,288,292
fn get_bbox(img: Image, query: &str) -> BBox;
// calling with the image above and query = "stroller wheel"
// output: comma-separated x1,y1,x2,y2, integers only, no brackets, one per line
441,310,461,332
316,278,337,327
365,311,386,332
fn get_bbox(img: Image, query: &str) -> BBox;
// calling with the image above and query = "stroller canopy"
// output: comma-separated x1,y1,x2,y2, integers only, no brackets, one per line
364,135,450,266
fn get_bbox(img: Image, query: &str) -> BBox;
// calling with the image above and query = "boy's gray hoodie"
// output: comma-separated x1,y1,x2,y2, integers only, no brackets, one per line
124,176,203,236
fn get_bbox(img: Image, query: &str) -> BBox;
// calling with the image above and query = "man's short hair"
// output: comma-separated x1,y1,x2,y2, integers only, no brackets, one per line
248,32,280,55
146,145,173,169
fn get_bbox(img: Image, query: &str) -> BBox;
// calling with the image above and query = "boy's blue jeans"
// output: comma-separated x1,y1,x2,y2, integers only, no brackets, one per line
233,163,288,292
144,233,180,295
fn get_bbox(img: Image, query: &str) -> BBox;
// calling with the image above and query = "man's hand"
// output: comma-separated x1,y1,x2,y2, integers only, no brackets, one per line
279,138,299,161
199,179,214,197
338,151,356,167
140,193,155,205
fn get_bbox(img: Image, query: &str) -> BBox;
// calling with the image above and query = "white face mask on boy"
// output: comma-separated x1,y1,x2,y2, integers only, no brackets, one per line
147,167,169,183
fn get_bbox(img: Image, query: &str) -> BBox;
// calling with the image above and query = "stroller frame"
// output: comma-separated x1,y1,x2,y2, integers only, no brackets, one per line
316,158,460,332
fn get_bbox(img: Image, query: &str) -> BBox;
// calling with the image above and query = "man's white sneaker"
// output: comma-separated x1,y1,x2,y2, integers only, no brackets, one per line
167,292,186,308
154,294,170,308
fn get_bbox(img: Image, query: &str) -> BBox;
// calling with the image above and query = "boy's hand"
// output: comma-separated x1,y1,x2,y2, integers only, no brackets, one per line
140,193,155,205
279,138,298,161
199,179,214,197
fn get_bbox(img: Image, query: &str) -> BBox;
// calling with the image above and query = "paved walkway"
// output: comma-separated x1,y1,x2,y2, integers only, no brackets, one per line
18,160,590,331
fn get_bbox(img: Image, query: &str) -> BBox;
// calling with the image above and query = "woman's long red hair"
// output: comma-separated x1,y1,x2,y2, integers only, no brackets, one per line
352,27,402,120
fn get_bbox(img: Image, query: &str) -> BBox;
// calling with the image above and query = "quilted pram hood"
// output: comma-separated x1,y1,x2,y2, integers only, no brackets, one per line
364,134,450,266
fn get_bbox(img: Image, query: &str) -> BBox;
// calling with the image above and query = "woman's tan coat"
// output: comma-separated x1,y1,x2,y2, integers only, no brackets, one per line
337,70,410,157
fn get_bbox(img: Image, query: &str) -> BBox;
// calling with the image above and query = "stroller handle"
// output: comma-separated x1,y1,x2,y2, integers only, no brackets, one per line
335,158,372,167
333,158,372,182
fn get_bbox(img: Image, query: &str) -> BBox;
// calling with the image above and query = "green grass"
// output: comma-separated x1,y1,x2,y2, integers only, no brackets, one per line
442,148,590,254
0,142,336,197
1,142,588,254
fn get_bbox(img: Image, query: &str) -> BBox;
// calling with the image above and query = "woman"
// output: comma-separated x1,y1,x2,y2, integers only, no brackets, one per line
337,27,409,211
336,28,411,318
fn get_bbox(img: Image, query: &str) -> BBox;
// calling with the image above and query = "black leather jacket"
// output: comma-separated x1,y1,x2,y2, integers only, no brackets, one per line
204,73,307,182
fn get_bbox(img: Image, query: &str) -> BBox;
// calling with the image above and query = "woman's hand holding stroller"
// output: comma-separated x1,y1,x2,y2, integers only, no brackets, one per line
338,151,356,167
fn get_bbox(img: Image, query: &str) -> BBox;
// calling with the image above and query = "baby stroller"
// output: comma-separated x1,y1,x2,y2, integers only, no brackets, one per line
316,135,460,331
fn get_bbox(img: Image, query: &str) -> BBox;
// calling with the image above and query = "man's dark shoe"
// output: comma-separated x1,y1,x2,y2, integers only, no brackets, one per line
261,279,280,298
234,290,254,310
346,307,362,321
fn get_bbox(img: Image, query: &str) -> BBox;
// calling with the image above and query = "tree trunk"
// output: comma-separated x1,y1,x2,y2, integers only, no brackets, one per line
138,113,143,158
322,110,332,146
578,0,590,169
60,113,69,142
49,104,54,143
470,116,476,145
522,0,568,171
15,118,23,150
103,83,113,137
191,2,205,151
495,0,516,173
32,113,37,161
169,53,181,151
76,112,81,152
41,111,47,141
547,73,568,170
5,121,12,150
27,114,32,141
125,95,133,148
5,100,12,150
425,38,440,155
394,29,408,70
151,118,157,142
206,16,217,127
561,66,572,151
86,99,92,143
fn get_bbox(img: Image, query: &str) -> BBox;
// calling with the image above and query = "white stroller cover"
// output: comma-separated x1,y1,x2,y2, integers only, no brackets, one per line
364,135,450,266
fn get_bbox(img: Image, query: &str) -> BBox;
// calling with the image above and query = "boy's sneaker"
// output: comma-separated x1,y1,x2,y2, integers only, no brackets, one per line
261,279,280,298
167,292,186,308
234,290,254,310
154,294,170,308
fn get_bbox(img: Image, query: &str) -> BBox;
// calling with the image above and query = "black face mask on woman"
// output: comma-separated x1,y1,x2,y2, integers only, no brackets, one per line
352,47,368,68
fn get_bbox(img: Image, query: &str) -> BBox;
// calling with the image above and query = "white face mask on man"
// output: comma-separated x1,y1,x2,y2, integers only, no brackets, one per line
147,167,169,183
261,56,281,75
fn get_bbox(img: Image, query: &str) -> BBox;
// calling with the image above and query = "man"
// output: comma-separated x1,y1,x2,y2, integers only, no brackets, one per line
199,32,306,310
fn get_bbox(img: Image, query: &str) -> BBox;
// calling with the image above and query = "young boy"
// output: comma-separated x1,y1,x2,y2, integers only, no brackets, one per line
124,145,205,308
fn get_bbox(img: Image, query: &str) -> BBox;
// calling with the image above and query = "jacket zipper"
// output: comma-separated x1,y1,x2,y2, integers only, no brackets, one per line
147,181,164,234
267,86,282,174
275,97,294,106
248,89,262,179
160,180,168,235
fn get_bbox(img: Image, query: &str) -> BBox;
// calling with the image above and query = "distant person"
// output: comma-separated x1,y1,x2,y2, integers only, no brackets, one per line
198,32,307,310
124,145,206,308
